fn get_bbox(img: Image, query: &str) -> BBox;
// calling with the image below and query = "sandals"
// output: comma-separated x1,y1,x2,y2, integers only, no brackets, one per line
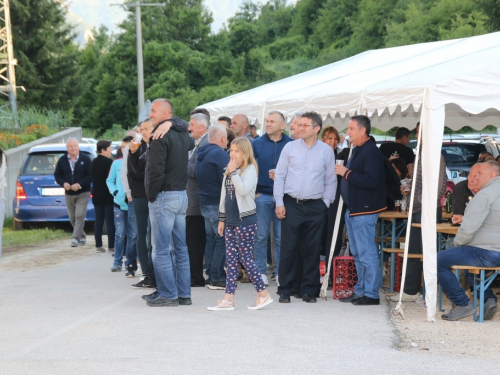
207,299,235,311
247,295,274,310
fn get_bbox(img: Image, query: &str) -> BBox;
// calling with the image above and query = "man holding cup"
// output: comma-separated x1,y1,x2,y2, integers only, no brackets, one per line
251,111,292,286
334,115,386,305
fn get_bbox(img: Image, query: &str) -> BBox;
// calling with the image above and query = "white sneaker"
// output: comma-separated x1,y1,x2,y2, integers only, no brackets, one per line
261,274,269,286
247,295,274,310
390,292,419,302
207,299,235,311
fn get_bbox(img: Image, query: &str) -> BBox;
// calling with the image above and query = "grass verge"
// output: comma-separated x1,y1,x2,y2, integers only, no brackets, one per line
2,218,68,248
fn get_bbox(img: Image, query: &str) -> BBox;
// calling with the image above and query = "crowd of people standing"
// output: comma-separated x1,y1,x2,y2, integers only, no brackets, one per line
52,98,500,320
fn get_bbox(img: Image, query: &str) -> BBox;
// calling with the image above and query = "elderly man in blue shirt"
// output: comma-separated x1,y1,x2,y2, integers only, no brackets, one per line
274,111,337,303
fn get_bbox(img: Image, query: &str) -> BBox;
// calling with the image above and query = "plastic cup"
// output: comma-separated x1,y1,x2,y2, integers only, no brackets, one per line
336,160,344,166
394,200,402,212
269,169,276,180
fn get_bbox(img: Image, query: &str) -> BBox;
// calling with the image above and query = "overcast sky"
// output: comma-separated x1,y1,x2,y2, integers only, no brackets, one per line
67,0,281,43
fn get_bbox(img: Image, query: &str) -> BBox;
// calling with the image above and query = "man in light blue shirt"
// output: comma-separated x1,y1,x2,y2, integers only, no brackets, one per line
274,111,337,303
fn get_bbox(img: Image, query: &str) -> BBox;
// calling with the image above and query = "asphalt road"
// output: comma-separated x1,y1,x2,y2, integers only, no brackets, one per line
1,239,499,374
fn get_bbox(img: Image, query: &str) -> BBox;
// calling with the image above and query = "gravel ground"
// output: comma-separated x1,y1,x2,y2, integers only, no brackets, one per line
387,291,500,359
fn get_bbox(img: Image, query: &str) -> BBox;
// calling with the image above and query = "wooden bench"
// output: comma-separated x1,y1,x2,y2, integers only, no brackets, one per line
376,237,406,244
397,253,423,260
449,266,500,322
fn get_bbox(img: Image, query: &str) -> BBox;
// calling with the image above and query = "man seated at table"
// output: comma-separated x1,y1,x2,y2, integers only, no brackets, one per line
438,161,500,321
451,163,480,225
391,122,447,302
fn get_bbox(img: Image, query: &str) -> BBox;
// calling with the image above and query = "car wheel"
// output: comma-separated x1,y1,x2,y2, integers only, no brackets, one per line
13,219,23,231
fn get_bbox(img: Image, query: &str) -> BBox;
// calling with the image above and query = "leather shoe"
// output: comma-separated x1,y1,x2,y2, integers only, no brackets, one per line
339,294,362,303
279,295,291,303
302,294,317,303
292,291,303,299
352,296,380,305
142,289,159,301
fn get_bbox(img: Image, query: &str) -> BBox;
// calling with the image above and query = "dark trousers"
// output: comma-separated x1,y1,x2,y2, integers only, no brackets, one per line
94,204,115,249
278,196,327,297
403,208,442,295
133,197,150,276
145,217,156,285
186,215,206,285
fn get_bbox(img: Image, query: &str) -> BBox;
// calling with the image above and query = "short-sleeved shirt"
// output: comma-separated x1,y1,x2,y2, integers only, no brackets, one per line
379,142,415,166
224,177,257,226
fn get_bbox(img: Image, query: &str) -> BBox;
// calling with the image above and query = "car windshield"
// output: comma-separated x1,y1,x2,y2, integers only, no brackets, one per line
22,152,93,176
441,144,482,164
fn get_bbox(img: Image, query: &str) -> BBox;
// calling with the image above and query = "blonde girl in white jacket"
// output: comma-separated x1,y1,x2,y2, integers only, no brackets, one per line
208,138,273,311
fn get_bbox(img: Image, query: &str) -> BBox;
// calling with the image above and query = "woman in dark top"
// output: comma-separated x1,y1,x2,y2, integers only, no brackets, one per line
91,140,115,252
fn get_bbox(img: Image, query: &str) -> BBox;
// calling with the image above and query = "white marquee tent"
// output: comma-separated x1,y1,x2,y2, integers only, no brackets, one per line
198,32,500,320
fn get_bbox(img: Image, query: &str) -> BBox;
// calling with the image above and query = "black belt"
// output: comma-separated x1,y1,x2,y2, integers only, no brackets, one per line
284,194,321,204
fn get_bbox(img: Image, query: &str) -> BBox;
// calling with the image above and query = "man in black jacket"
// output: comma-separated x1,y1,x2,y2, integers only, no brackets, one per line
335,116,386,305
131,99,193,307
54,138,92,247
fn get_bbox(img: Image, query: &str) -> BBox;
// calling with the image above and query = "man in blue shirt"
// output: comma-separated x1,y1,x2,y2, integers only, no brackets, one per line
335,115,386,306
274,112,337,303
252,111,291,286
196,124,230,290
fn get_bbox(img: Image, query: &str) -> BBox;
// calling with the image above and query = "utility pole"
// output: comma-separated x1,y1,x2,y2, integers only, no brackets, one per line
111,1,165,115
0,0,20,128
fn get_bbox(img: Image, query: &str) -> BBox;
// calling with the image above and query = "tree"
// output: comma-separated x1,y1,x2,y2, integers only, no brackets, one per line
477,0,500,31
311,0,361,50
348,0,398,52
10,0,82,110
288,0,325,40
384,0,487,47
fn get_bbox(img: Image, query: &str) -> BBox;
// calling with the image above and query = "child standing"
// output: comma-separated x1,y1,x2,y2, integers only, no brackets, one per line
208,138,273,311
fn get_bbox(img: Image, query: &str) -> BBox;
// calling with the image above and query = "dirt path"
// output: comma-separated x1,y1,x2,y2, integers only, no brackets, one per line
0,236,107,273
387,292,500,359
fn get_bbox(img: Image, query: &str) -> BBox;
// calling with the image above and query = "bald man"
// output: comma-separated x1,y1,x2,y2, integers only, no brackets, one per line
438,161,500,321
142,98,194,307
54,138,93,247
451,163,480,225
230,114,254,141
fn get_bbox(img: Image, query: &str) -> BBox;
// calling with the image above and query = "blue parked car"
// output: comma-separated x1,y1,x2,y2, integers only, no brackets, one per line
13,143,97,230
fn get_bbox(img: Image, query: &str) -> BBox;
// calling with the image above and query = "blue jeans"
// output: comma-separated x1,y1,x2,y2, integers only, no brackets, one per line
200,205,226,282
437,246,500,306
113,206,127,267
126,202,138,269
254,193,281,275
345,211,380,299
149,191,190,299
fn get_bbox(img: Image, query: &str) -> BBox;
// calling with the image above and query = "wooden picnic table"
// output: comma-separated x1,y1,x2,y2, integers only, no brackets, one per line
412,222,459,235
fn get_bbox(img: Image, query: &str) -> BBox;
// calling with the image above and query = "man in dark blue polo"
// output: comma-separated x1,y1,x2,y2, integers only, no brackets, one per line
335,115,386,306
252,111,291,286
